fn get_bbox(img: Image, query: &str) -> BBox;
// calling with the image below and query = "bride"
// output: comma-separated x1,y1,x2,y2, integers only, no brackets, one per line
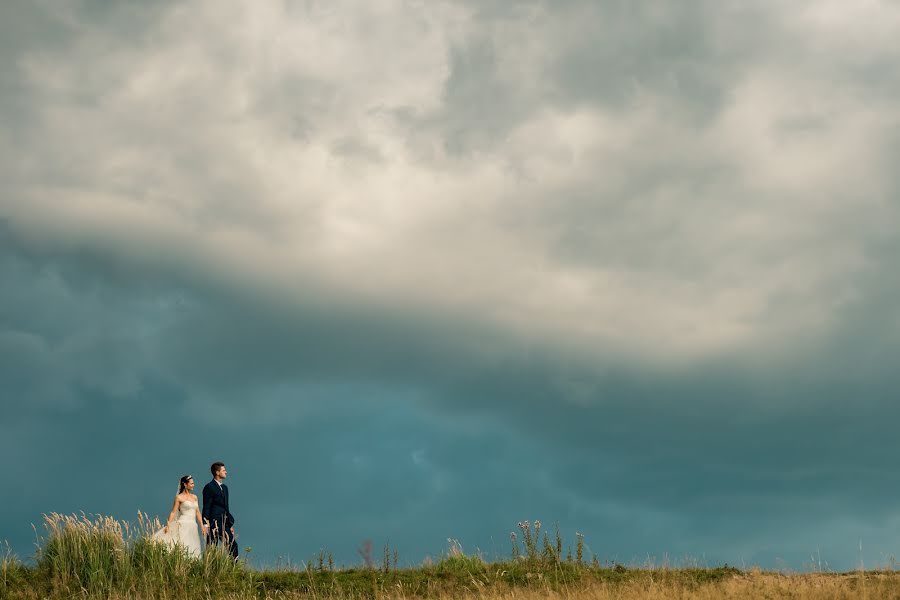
152,475,208,558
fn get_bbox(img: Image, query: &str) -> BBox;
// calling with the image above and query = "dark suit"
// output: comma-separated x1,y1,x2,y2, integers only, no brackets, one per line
202,479,237,558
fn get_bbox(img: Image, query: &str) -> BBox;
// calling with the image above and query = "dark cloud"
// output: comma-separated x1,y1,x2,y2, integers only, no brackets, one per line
4,223,900,570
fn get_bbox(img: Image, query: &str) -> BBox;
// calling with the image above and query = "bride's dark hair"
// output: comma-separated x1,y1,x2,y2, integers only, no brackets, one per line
178,475,193,494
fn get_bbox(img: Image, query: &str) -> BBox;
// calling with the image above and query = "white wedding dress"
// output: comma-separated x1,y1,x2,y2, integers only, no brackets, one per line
152,499,202,558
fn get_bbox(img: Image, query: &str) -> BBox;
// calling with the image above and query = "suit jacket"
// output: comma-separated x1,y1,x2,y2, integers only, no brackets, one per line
202,480,234,531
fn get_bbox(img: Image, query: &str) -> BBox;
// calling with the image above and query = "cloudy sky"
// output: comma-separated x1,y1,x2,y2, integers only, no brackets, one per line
2,0,900,570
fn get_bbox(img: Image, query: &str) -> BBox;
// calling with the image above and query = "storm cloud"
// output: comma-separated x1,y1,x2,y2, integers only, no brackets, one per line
2,0,900,570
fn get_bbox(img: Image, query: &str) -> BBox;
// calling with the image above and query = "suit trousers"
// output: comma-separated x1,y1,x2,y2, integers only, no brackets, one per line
207,519,239,559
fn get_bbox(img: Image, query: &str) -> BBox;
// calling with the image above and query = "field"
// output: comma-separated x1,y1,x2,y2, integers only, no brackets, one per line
3,514,900,599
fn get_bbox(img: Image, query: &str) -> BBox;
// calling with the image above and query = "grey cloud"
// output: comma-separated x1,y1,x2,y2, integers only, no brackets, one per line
433,38,526,155
401,0,767,160
546,2,745,115
330,136,386,164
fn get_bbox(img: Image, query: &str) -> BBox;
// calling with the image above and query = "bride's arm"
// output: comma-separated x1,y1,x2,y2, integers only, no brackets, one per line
194,498,208,534
164,496,180,532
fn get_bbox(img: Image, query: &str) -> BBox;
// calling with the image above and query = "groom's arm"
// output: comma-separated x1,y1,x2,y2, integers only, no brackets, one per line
225,487,235,528
201,483,212,523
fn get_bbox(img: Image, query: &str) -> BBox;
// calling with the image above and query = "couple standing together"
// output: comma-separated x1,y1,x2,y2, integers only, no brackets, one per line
152,462,237,559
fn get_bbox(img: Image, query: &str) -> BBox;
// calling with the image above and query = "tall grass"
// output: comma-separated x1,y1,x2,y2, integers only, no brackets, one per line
1,542,29,600
31,512,253,598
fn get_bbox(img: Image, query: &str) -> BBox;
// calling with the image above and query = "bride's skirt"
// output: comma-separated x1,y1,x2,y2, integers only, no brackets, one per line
152,519,202,558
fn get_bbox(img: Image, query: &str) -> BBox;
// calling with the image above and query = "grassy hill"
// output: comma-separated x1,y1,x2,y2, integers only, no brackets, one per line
2,513,897,599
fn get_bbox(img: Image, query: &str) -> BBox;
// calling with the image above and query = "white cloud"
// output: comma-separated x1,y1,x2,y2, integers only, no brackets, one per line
2,0,899,369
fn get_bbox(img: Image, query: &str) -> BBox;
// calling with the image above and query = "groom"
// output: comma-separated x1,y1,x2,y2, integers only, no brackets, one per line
202,461,238,559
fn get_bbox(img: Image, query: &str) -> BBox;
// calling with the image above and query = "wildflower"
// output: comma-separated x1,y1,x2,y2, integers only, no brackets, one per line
534,520,542,530
510,532,517,541
523,521,530,529
517,522,523,529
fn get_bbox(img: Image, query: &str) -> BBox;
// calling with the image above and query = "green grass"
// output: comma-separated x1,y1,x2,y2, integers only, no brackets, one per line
1,544,32,598
0,514,811,600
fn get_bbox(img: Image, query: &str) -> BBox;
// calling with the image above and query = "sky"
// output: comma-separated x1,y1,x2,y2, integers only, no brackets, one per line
2,0,900,571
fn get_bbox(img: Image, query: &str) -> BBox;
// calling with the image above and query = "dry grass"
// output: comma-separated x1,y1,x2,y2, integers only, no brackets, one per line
7,572,900,600
187,573,900,599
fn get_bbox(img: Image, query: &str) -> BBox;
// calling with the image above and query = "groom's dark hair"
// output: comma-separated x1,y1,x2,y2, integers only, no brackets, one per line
210,462,225,477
